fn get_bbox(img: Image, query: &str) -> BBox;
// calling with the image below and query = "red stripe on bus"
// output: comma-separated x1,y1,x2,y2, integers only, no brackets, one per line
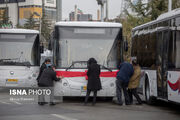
56,70,118,78
168,78,180,94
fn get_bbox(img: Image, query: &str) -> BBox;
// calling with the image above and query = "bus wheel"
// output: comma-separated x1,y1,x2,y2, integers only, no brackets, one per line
145,79,155,104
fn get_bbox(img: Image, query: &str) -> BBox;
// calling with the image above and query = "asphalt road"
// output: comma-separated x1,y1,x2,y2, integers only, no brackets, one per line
0,88,180,120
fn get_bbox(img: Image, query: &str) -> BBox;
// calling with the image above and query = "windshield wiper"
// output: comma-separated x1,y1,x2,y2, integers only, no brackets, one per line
66,61,87,71
100,64,112,72
0,58,19,61
22,61,31,68
65,61,112,72
0,59,31,67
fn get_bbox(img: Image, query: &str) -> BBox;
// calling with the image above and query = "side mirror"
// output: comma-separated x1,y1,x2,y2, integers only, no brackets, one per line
124,41,128,52
40,45,44,53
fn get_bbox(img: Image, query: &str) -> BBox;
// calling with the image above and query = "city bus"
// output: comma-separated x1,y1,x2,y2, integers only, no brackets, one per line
50,22,125,97
0,29,40,87
131,8,180,104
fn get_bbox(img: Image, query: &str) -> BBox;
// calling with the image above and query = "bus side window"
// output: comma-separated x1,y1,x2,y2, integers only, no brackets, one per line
175,31,180,68
168,31,176,69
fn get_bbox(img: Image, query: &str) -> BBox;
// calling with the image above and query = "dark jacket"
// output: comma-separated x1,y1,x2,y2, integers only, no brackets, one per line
87,58,102,91
116,62,134,83
37,62,47,81
38,68,60,87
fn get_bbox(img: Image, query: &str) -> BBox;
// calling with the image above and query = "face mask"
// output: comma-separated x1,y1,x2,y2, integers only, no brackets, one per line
46,64,51,68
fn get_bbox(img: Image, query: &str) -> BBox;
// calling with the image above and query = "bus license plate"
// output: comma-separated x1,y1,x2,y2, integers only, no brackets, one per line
81,86,87,91
7,79,18,83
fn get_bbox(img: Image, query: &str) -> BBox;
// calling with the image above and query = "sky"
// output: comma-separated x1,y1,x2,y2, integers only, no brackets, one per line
62,0,123,20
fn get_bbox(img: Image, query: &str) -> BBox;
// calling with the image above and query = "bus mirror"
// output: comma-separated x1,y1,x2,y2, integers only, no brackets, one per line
124,41,128,52
40,45,44,53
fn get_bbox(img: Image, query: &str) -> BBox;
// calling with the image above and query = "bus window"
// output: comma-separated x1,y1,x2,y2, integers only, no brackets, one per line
175,31,180,68
163,20,169,27
175,17,180,26
0,34,38,66
168,30,180,69
171,18,175,27
149,32,156,68
158,22,163,27
152,24,157,29
57,27,121,69
168,31,176,69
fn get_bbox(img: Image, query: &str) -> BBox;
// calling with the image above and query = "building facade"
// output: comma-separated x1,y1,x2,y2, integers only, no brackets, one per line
0,0,56,27
69,12,92,21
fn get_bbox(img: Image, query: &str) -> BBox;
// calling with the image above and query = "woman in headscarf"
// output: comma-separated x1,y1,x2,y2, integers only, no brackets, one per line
84,58,102,106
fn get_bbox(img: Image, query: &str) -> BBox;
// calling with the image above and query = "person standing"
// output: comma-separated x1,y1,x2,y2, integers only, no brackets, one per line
37,58,51,83
128,59,142,105
116,61,134,105
38,65,63,105
84,58,102,106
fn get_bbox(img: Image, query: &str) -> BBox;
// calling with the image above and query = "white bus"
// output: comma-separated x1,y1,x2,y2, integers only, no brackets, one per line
0,29,41,87
50,22,125,97
131,8,180,104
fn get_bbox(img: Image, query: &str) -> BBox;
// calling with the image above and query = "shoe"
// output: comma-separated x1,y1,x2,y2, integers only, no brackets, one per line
49,102,56,106
42,102,48,104
136,103,142,105
125,103,132,105
118,103,123,106
92,103,96,106
38,102,45,105
113,101,123,106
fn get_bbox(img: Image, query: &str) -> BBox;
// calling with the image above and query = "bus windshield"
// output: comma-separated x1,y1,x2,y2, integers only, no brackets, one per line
0,34,39,66
57,27,121,69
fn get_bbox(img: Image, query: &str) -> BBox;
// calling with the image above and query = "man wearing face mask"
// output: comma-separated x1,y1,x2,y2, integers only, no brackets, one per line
38,65,63,105
37,58,51,84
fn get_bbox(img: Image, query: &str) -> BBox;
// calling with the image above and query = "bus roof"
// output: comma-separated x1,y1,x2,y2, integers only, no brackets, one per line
0,29,39,34
55,21,122,28
132,8,180,31
132,20,156,31
157,8,180,20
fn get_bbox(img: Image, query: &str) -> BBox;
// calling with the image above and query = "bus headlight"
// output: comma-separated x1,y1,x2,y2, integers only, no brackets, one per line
63,82,68,86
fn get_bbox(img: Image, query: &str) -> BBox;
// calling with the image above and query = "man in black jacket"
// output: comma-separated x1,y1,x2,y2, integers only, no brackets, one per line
38,65,63,105
37,58,51,83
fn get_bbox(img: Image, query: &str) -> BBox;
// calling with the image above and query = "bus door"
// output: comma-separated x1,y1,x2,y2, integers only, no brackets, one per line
156,28,170,99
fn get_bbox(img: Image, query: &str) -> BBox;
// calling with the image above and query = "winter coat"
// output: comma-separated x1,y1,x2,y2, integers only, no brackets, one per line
87,58,102,91
37,62,47,82
128,65,141,89
38,68,60,87
116,62,134,83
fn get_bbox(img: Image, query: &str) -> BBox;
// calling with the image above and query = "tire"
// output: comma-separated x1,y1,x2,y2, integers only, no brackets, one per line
145,78,156,104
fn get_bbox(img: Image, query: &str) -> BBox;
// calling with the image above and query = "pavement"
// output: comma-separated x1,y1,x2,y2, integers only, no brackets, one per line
0,88,180,120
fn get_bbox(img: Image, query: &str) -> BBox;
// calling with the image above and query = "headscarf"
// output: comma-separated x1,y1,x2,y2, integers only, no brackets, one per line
87,58,97,67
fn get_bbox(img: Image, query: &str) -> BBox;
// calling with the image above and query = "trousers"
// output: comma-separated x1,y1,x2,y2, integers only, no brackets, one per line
116,80,130,105
128,88,142,104
85,90,97,105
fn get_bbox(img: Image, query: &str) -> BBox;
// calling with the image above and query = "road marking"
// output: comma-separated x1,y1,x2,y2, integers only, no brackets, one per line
11,101,22,105
0,101,10,104
51,114,78,120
